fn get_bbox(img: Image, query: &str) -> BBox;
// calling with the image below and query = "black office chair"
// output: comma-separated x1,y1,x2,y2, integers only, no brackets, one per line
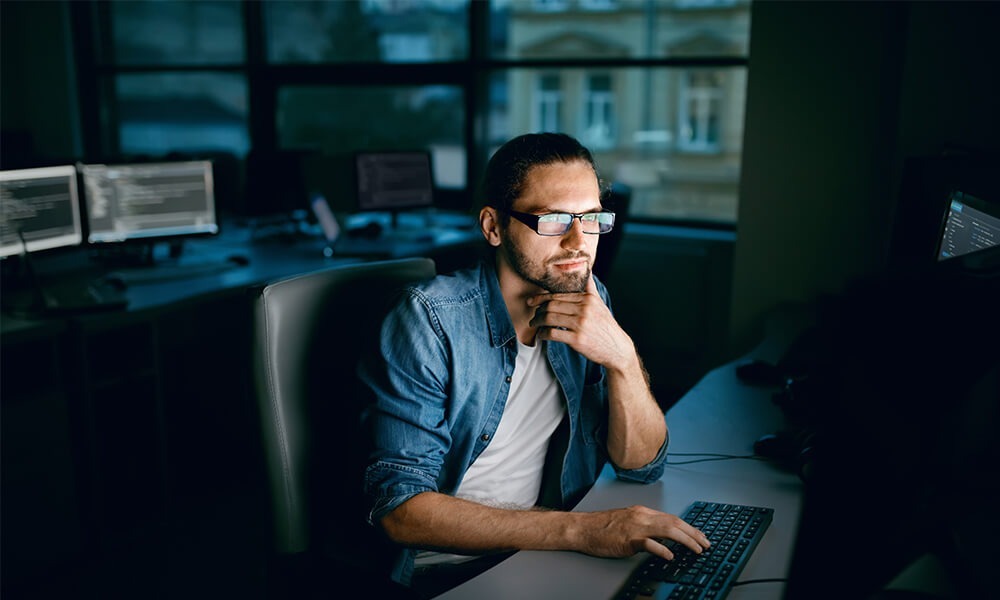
593,181,632,282
251,257,435,599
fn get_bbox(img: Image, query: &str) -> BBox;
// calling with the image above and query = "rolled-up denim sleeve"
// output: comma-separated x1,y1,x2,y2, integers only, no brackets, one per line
594,275,670,485
359,289,451,525
611,420,669,484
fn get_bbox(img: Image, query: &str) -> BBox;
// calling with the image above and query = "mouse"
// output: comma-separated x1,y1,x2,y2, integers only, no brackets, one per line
347,222,383,239
735,359,785,386
227,254,250,267
753,432,800,461
101,274,128,291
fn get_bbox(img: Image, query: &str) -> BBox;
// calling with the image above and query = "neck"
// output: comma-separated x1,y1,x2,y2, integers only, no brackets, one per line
494,255,542,345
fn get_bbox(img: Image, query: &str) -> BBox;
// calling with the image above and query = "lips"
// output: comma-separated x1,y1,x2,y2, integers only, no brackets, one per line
552,257,589,270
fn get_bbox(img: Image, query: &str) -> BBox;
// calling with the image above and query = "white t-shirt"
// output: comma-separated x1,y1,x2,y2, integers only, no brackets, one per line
414,339,566,566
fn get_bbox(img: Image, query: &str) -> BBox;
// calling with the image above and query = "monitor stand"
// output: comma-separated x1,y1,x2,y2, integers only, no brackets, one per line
1,249,127,318
88,240,185,268
1,253,49,318
248,209,315,244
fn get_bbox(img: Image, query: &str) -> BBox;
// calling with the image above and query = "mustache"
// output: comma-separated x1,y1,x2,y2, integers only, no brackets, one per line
549,252,591,264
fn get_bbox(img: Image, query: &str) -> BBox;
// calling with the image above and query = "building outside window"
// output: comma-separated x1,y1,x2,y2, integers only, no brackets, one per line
76,0,750,225
535,74,564,133
678,70,722,153
582,72,616,150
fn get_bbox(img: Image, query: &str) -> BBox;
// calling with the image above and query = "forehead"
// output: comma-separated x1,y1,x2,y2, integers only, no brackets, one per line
515,160,601,213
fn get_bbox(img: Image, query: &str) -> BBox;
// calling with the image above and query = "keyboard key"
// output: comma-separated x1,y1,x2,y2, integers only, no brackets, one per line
614,501,774,600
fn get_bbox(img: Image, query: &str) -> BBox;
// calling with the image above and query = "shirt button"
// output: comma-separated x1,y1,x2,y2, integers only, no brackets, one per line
481,433,490,441
505,375,512,383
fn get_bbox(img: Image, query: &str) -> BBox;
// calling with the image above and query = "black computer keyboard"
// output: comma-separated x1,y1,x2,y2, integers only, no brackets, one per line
614,501,774,600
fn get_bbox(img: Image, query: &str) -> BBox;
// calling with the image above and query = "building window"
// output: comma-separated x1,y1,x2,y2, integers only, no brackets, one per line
74,0,751,226
581,73,615,150
678,70,722,153
535,74,563,133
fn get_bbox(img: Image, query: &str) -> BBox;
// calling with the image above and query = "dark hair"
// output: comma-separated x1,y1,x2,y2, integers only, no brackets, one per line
480,132,603,225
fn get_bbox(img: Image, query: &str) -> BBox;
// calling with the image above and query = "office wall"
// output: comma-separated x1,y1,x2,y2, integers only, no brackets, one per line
4,0,996,386
728,0,1000,357
0,0,80,164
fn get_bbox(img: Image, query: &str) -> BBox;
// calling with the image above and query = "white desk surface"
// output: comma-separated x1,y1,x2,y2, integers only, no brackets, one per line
438,355,803,600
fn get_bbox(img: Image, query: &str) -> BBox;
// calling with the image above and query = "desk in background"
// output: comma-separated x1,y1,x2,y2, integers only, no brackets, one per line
0,216,481,598
439,343,804,600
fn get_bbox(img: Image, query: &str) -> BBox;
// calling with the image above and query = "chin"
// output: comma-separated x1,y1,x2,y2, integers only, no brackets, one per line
544,270,589,294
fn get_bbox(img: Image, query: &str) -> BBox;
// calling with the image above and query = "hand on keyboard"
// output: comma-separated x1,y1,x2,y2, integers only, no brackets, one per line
576,505,711,560
615,501,774,600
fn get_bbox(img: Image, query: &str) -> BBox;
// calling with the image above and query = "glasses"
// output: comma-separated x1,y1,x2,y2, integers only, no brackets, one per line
505,209,615,236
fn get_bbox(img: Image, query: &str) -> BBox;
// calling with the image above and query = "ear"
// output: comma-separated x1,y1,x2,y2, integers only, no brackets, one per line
479,206,502,248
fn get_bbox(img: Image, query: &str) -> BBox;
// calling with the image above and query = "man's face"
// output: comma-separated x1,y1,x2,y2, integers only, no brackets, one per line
499,160,602,294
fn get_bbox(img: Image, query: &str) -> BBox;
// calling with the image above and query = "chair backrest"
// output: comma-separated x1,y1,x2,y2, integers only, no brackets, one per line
251,257,436,564
593,181,631,282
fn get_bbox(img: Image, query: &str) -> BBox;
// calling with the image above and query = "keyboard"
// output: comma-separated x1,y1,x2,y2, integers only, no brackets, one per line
41,279,129,314
614,501,774,600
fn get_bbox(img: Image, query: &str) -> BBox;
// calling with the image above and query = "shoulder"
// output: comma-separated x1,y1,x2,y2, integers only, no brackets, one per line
404,262,486,308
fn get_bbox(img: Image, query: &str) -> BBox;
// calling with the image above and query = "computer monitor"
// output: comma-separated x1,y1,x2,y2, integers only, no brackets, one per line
781,245,999,599
355,151,434,227
934,189,1000,262
79,160,218,245
888,154,998,272
0,165,84,258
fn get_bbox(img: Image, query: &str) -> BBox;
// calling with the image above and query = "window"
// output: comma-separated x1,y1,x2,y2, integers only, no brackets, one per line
263,0,468,63
582,73,616,150
678,70,723,153
277,85,466,191
535,74,563,133
98,1,248,159
115,73,249,157
75,0,751,226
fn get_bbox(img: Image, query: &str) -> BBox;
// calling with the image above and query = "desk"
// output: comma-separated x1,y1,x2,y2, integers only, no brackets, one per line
438,347,803,600
0,217,481,597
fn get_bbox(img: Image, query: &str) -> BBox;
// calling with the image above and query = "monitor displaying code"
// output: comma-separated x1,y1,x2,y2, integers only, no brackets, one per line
81,160,218,244
936,190,1000,261
355,152,434,211
0,165,83,258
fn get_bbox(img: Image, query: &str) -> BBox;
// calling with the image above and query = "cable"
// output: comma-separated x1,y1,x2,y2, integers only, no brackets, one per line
666,452,766,465
731,577,788,587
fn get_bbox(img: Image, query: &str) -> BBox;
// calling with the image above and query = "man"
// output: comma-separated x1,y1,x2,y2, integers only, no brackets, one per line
359,132,709,597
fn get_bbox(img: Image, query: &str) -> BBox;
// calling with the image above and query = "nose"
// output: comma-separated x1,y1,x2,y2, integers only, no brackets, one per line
560,218,588,251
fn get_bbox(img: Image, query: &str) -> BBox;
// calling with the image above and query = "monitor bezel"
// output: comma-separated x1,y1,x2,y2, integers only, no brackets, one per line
353,150,435,213
0,165,84,259
79,159,220,246
934,188,1000,262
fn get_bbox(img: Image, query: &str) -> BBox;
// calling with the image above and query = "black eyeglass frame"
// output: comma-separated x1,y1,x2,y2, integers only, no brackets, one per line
504,209,616,236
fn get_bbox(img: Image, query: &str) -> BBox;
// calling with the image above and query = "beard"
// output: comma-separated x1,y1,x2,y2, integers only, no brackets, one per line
499,231,591,293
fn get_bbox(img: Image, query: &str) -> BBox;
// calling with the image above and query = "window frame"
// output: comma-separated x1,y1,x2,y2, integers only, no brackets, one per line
69,0,750,230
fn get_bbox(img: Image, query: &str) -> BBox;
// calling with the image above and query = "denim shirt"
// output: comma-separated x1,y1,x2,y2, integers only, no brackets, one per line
359,258,669,585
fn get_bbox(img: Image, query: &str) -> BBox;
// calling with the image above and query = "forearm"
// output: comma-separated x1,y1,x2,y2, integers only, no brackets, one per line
381,491,711,562
605,351,667,470
381,491,585,555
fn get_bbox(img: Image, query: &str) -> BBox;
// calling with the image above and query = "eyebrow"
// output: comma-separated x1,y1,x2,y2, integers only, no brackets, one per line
523,205,605,214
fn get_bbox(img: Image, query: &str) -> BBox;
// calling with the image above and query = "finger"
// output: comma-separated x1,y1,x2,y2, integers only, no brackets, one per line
586,274,598,294
530,289,590,306
526,294,550,307
667,524,710,554
643,537,674,561
531,311,578,331
679,520,711,549
535,326,572,344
